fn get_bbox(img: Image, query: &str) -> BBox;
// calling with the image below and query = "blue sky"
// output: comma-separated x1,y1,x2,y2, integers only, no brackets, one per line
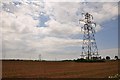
1,0,119,60
96,18,118,50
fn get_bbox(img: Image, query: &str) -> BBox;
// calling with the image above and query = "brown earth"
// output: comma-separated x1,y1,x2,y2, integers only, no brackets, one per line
2,60,119,78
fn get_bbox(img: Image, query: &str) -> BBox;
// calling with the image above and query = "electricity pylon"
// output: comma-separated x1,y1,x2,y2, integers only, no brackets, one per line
39,54,41,61
79,13,99,60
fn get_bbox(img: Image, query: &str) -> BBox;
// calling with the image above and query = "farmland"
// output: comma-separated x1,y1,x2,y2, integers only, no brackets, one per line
2,60,119,78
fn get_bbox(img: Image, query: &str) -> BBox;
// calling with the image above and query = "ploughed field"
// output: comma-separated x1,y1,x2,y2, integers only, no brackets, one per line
2,60,118,78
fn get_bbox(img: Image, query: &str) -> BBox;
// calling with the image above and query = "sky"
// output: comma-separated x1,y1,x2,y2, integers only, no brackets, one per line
0,0,119,60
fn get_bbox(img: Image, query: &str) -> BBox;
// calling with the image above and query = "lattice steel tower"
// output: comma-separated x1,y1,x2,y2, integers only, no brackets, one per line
79,13,99,60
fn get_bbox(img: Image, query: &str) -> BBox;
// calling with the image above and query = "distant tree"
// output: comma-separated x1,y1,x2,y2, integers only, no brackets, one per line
106,56,110,60
102,58,105,60
114,56,118,60
99,56,101,60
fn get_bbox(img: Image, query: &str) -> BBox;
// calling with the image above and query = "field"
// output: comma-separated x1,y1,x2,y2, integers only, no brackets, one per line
2,60,119,78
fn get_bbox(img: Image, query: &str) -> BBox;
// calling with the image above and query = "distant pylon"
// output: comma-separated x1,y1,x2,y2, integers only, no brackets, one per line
39,54,41,61
79,13,99,60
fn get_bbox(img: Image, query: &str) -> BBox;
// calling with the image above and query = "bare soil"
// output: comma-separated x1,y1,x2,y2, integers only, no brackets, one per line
2,60,118,78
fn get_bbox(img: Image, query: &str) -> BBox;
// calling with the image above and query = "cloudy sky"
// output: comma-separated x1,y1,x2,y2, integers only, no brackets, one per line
0,0,119,60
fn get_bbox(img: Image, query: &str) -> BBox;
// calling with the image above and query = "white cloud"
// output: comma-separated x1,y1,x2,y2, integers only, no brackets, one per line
45,19,82,37
44,2,118,31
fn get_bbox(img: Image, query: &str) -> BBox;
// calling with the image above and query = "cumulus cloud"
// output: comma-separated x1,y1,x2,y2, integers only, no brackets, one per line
44,2,118,31
1,0,118,60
